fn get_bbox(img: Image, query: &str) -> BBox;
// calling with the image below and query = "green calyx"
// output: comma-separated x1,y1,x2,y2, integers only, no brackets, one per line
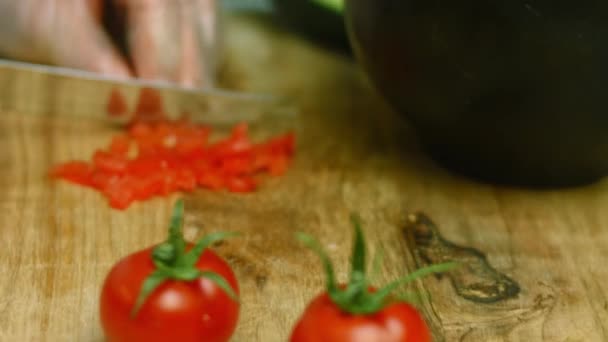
131,199,239,318
296,214,458,315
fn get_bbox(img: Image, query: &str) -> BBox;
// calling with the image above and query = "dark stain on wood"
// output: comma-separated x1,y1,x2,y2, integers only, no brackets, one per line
404,212,521,303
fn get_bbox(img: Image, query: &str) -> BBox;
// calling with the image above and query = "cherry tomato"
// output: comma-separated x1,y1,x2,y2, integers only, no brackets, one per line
100,200,240,341
290,215,456,342
100,247,239,342
290,291,431,342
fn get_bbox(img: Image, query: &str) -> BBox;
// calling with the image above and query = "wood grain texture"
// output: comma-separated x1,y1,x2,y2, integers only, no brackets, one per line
1,13,608,342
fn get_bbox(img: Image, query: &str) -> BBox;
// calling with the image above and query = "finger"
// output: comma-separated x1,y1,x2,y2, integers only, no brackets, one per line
0,0,131,78
52,6,131,78
49,0,132,78
123,0,182,82
177,0,205,87
124,0,216,88
197,0,221,75
87,0,103,20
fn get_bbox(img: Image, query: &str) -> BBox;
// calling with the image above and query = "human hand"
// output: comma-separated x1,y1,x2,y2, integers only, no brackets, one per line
0,0,220,87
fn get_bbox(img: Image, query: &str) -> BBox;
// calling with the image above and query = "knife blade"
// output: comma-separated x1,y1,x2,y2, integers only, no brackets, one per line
0,59,297,126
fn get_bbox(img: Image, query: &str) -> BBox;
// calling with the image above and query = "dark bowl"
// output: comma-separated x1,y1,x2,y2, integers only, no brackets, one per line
273,0,351,53
345,0,608,187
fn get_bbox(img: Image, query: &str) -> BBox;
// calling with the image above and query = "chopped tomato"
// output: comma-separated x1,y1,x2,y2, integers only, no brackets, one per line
175,169,197,192
198,172,225,190
50,161,94,187
50,88,296,209
90,170,115,191
268,156,289,176
106,183,136,210
131,173,164,200
129,121,153,138
106,88,128,118
93,150,129,174
108,134,131,157
131,88,166,124
226,177,257,193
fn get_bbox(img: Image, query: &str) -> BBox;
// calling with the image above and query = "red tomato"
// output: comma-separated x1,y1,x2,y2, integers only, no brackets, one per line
290,291,431,342
100,246,240,342
290,215,455,342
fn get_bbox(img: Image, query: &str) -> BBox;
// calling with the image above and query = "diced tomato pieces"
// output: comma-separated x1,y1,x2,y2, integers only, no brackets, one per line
131,173,163,200
108,135,131,157
175,169,197,192
175,135,206,157
127,156,158,176
51,91,296,210
268,156,289,176
131,88,165,124
158,170,179,196
261,132,296,156
129,122,153,138
226,177,257,193
93,150,128,174
49,161,94,187
105,179,136,210
198,172,224,190
107,88,128,118
220,155,253,176
228,129,253,154
231,123,249,139
90,170,110,190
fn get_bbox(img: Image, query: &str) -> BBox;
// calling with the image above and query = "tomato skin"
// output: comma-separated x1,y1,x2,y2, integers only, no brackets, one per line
290,292,431,342
100,246,240,342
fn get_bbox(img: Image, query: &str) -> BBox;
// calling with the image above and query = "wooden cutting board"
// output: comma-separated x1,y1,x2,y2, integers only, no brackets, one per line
1,13,607,342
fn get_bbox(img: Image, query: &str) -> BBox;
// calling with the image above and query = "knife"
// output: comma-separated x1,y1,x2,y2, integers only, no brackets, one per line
0,59,297,127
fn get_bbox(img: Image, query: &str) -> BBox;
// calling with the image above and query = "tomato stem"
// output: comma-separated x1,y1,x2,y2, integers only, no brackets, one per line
297,214,459,316
152,243,176,263
130,199,239,318
296,232,338,293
